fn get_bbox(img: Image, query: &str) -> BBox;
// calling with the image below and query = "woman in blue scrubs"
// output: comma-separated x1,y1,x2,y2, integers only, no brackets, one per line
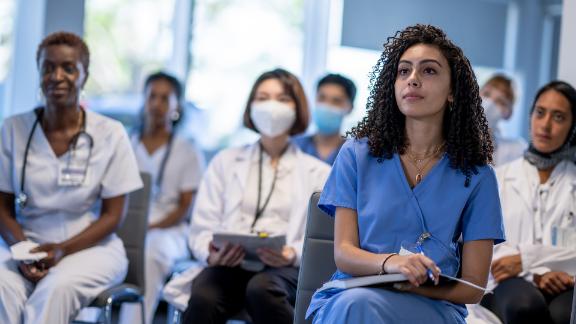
307,24,506,323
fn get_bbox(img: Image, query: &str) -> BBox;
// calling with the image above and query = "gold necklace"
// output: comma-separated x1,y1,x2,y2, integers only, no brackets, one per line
406,142,445,185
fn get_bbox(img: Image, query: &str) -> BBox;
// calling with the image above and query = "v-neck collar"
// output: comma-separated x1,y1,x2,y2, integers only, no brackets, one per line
33,109,90,160
394,152,447,197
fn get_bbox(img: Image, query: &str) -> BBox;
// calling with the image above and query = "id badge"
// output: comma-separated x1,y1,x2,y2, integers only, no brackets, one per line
58,161,89,186
551,226,576,247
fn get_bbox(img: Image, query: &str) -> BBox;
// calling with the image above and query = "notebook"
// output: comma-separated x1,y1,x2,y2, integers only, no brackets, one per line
317,273,491,293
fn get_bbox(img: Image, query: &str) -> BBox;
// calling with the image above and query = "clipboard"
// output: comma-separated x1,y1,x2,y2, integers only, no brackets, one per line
212,232,286,261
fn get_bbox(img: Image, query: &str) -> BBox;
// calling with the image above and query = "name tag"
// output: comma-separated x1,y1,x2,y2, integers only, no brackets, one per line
552,226,576,247
58,161,90,186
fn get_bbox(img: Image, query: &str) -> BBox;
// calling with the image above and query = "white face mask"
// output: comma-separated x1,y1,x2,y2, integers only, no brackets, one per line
482,97,503,132
250,100,296,138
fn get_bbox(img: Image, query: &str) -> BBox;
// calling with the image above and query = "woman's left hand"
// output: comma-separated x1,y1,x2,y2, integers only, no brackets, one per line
257,246,296,268
491,254,522,282
31,243,66,269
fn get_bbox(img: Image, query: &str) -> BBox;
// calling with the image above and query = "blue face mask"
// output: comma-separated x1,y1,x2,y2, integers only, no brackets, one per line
313,104,347,135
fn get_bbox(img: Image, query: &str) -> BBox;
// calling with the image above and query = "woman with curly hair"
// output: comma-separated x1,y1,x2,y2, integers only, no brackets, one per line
305,24,505,323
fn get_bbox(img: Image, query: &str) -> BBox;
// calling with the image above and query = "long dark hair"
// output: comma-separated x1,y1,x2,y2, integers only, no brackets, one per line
349,24,493,186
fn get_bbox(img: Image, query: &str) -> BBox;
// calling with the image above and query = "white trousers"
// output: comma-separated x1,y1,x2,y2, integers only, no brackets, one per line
0,237,127,324
119,226,188,324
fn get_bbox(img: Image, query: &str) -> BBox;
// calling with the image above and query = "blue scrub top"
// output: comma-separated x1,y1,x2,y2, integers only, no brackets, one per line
307,138,505,319
292,134,342,165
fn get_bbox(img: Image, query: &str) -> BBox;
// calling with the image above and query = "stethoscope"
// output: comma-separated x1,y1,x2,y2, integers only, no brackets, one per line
16,107,94,209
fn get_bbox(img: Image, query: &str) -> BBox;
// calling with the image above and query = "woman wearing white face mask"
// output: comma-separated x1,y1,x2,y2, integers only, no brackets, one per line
293,74,356,165
168,68,330,324
480,74,527,166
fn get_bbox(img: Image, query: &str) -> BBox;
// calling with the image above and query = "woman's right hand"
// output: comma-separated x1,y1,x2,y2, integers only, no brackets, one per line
18,262,47,283
384,254,440,287
207,241,245,267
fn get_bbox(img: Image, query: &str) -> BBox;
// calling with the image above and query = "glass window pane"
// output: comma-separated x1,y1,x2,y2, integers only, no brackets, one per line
185,0,305,149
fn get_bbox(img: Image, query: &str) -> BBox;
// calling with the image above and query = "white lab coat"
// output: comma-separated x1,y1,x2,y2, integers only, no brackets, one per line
119,135,205,324
491,158,576,283
162,142,330,310
0,109,143,324
467,157,576,324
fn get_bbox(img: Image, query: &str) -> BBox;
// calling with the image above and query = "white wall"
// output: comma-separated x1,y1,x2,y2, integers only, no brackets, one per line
558,0,576,85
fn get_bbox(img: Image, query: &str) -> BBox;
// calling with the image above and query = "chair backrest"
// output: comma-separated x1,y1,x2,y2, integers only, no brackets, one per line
117,172,151,291
294,192,336,324
571,278,575,324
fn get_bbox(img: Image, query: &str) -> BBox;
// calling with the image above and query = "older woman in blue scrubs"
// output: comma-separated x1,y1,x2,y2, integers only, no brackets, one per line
306,24,506,323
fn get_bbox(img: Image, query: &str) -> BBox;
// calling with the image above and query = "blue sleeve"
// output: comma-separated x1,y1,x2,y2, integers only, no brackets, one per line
318,139,357,217
461,167,506,244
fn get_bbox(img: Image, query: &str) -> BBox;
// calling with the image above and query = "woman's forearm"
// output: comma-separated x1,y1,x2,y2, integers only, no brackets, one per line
335,242,392,276
60,195,126,256
150,191,194,229
410,280,485,304
0,192,26,245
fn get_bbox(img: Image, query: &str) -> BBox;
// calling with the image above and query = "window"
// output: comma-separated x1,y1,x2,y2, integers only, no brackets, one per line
0,0,16,120
185,0,305,149
83,0,177,123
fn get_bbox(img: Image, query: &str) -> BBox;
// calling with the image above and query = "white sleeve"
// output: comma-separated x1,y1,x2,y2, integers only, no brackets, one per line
178,142,205,192
519,243,576,275
100,125,143,198
188,151,226,265
0,121,14,193
289,160,330,267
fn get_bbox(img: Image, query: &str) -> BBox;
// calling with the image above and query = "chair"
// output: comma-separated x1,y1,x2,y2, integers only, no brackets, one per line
571,279,575,324
87,172,152,324
294,192,336,324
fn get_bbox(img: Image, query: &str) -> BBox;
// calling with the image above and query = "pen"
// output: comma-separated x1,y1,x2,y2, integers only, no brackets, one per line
416,245,436,283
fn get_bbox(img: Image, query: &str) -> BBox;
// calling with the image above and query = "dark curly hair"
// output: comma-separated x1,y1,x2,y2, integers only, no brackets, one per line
349,24,493,186
36,31,90,75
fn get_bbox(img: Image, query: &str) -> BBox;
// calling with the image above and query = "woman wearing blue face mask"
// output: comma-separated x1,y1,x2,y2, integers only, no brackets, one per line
169,68,330,324
292,74,356,165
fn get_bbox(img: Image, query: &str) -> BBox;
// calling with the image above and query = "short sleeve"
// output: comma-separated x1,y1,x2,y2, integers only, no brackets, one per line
100,124,143,198
318,139,358,216
178,142,206,192
461,167,506,244
0,121,13,193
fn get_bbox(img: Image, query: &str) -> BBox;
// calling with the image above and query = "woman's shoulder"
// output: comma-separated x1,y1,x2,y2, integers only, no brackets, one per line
1,110,37,131
86,110,127,136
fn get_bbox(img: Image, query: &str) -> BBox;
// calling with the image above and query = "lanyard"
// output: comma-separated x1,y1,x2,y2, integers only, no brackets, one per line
250,142,289,230
155,134,174,189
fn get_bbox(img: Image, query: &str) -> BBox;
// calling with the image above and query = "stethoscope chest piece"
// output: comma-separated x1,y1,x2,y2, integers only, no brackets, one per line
16,192,28,208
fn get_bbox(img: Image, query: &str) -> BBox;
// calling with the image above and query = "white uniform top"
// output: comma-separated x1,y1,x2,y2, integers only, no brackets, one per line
163,142,330,310
131,135,205,225
493,135,527,167
492,158,576,287
189,143,330,266
0,109,143,244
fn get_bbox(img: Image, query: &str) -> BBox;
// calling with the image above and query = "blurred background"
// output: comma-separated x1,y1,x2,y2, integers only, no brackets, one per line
0,0,574,154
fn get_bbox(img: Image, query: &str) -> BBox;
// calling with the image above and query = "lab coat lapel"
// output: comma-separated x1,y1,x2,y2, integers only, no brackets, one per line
227,144,256,214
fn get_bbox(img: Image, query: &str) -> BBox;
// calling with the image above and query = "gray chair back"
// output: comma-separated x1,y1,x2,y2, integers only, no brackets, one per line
117,172,151,292
571,279,575,324
294,192,336,324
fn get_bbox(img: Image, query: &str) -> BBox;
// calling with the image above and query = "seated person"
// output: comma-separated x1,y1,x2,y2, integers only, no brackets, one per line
480,74,527,166
293,73,356,164
119,72,205,324
480,81,576,324
0,31,142,323
173,68,330,324
306,24,505,324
